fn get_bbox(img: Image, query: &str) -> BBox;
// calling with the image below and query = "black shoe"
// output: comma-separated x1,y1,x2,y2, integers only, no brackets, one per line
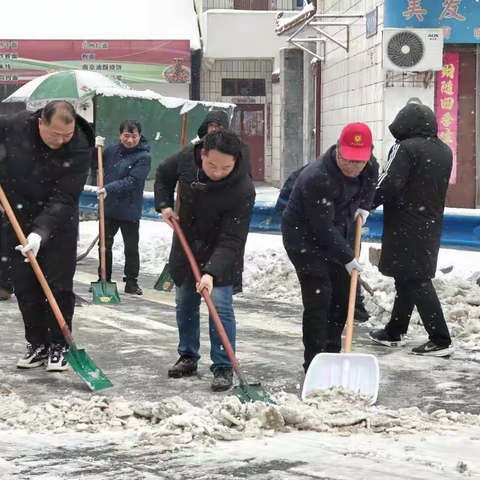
46,343,69,372
168,355,198,378
354,304,370,322
17,344,49,369
369,329,405,347
125,279,142,295
211,367,233,392
412,341,453,357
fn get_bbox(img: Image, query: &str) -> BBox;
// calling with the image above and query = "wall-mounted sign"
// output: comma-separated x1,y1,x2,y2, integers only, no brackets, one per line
436,52,459,184
385,0,480,43
366,8,378,38
0,39,191,85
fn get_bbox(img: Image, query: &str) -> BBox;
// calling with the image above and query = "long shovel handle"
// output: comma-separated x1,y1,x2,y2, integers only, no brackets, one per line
174,112,189,215
97,146,107,281
171,218,244,378
344,216,363,354
0,184,73,345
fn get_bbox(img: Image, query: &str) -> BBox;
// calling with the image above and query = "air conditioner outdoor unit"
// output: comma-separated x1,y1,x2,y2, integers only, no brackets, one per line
383,28,444,72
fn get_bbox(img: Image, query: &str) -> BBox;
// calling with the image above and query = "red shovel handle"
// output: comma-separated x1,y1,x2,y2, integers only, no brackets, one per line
171,218,243,375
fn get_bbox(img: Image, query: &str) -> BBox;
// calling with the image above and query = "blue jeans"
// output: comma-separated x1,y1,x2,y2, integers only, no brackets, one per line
175,282,236,371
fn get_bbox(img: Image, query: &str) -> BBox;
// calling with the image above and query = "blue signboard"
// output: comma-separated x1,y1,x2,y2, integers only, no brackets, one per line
384,0,480,43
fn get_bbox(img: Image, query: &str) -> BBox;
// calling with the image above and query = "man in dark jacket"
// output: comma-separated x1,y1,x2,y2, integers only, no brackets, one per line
93,119,151,295
155,129,254,392
369,104,453,357
0,101,94,371
0,205,13,300
282,123,379,372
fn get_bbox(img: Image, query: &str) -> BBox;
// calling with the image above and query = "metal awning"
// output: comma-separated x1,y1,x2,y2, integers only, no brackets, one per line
275,1,364,61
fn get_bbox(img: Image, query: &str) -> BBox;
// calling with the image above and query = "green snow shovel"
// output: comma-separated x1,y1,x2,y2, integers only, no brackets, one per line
172,218,273,404
91,145,120,305
154,112,189,293
0,185,113,391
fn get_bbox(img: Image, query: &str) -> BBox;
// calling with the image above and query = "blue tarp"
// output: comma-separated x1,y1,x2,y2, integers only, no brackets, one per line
80,190,480,250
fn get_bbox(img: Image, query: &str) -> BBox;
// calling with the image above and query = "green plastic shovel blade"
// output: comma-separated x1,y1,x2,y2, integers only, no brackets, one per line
64,343,113,391
154,264,174,292
92,280,120,305
232,383,275,404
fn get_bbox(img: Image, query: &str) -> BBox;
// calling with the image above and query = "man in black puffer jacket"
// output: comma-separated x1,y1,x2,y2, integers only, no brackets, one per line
369,103,453,357
92,119,151,295
155,129,254,392
0,101,94,372
282,123,379,372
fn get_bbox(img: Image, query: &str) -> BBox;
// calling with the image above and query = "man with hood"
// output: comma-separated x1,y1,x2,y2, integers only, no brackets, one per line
92,119,151,295
0,100,94,371
282,123,379,373
155,129,255,392
369,103,453,357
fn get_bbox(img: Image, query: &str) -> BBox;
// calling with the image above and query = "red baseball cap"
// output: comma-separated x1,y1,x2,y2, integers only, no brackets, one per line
338,123,373,162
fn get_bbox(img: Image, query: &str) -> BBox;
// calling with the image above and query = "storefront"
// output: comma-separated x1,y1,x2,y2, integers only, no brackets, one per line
385,0,480,208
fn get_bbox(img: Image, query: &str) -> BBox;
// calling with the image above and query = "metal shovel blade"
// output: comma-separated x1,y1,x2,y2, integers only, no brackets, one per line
64,343,113,391
91,280,120,305
232,383,274,404
302,353,380,405
154,264,174,292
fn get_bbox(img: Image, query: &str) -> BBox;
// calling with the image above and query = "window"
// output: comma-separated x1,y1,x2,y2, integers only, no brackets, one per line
234,0,269,10
222,79,266,97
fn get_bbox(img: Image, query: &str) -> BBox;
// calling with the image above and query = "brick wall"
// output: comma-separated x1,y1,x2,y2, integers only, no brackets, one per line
320,0,385,161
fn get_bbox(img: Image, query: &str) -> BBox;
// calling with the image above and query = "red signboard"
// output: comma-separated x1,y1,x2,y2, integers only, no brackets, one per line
0,39,191,85
436,52,459,184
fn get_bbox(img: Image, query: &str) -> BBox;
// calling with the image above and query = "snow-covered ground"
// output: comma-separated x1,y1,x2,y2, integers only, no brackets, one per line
3,220,480,478
78,219,480,355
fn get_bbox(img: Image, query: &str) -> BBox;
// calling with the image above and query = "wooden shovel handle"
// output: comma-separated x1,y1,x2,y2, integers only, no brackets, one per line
344,216,363,354
0,184,73,345
97,146,107,281
174,112,189,215
171,218,244,376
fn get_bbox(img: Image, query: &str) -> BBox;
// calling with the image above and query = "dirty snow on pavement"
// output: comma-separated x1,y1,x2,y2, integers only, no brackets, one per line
78,219,480,355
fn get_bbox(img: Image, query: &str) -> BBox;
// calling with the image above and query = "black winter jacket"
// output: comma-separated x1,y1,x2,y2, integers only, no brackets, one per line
282,145,379,267
154,133,255,288
372,103,452,279
0,110,94,242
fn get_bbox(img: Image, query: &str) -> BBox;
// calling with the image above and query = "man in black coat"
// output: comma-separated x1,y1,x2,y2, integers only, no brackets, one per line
92,119,151,295
369,103,453,357
0,101,94,371
282,123,378,372
155,129,255,392
0,205,13,300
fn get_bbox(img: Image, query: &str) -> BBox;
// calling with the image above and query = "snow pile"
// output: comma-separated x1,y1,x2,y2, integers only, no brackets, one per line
2,388,479,451
363,273,480,351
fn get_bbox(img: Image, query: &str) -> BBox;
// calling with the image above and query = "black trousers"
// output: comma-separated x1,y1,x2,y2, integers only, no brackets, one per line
0,213,13,291
8,227,77,346
98,218,140,282
385,278,451,347
287,249,351,372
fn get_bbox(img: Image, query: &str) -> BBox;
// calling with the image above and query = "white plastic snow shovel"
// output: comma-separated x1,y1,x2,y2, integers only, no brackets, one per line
302,216,380,405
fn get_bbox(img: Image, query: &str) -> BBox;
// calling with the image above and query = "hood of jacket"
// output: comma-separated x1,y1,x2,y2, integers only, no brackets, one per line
389,103,438,142
117,135,151,155
32,108,95,148
197,110,230,139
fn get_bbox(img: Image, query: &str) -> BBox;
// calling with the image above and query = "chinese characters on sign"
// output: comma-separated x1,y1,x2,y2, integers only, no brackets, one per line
403,0,427,21
436,52,459,184
439,0,466,21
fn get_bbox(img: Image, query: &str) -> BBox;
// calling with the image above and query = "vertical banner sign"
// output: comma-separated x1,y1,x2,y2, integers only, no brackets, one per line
436,52,459,185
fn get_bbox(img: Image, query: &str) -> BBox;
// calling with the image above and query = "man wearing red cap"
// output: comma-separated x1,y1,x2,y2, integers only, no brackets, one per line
282,123,379,372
